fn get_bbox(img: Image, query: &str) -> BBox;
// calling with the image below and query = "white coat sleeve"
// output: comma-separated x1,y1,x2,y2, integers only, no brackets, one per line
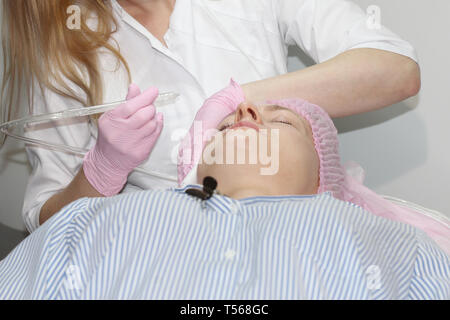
22,83,96,233
273,0,418,64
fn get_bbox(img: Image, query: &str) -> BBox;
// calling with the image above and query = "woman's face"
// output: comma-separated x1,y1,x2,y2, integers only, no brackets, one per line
197,102,320,196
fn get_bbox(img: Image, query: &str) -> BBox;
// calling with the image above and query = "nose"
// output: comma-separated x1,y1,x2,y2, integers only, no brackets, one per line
234,102,262,124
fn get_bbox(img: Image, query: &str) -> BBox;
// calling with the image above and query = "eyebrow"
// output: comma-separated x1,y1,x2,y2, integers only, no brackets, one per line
220,104,305,127
263,104,299,118
263,104,307,126
262,104,311,136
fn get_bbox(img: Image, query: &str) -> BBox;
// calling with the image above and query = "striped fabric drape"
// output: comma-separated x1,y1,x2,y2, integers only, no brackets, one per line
1,186,448,299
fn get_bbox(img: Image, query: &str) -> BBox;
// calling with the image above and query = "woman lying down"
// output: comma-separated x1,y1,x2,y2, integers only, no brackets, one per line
1,80,449,300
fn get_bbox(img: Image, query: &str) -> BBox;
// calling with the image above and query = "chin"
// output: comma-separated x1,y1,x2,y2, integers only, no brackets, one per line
198,164,267,186
213,166,310,192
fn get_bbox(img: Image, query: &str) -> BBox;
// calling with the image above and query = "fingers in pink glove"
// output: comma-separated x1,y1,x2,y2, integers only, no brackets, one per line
126,83,141,100
177,78,245,185
127,105,157,130
112,86,159,119
141,113,164,140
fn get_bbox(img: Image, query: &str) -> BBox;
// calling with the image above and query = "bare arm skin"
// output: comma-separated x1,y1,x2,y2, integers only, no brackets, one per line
242,48,421,118
39,167,104,226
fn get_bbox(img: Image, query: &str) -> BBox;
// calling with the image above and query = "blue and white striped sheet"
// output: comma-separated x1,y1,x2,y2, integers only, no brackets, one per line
1,186,449,299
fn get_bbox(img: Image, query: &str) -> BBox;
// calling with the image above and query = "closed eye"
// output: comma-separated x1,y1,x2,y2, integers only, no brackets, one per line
220,120,292,130
273,120,292,126
219,123,233,131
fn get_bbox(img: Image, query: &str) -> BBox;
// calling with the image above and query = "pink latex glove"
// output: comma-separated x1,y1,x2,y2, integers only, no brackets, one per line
83,84,164,196
178,78,245,184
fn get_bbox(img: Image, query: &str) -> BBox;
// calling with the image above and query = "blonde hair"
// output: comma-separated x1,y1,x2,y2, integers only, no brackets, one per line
0,0,131,145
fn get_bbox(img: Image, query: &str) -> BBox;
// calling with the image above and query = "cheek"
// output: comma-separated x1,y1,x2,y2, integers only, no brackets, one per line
278,133,319,170
300,141,320,171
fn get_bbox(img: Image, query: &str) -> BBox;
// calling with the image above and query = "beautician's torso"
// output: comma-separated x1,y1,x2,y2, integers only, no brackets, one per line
94,0,289,191
23,0,291,230
117,0,174,48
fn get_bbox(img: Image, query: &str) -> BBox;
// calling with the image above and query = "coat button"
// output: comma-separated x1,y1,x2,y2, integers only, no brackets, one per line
230,203,239,214
224,249,237,260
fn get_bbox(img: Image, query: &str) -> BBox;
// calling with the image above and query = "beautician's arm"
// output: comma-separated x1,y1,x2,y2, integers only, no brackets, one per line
39,167,104,226
242,48,421,118
39,85,163,226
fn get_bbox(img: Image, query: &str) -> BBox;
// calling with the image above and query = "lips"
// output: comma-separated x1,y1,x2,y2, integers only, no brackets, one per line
228,121,260,132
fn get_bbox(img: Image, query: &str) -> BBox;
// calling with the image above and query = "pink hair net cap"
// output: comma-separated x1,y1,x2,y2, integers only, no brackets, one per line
178,96,450,256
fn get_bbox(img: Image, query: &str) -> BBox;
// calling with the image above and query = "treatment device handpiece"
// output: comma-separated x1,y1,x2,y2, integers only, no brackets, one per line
0,92,180,182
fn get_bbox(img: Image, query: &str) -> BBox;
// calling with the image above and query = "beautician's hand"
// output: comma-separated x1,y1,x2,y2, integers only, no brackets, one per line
83,84,164,196
178,78,245,183
193,78,245,135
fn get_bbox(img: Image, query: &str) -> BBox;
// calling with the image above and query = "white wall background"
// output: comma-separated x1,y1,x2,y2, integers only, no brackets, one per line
1,0,449,232
336,0,450,216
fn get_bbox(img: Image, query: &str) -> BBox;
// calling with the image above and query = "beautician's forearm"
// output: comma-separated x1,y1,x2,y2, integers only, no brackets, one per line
242,48,421,118
39,166,104,225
